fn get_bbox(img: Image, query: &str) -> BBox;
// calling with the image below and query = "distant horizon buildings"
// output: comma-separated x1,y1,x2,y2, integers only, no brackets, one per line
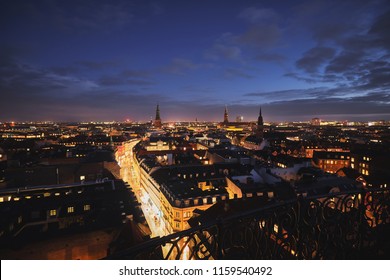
1,103,390,125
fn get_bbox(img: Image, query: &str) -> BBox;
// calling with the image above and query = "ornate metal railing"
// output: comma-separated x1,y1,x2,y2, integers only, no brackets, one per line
107,188,390,259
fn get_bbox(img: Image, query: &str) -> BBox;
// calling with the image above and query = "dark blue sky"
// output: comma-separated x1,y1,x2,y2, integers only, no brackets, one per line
1,0,389,122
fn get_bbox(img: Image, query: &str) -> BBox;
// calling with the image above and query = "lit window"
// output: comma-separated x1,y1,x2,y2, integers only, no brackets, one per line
84,204,91,211
67,206,74,213
183,211,191,218
49,209,57,216
80,175,85,181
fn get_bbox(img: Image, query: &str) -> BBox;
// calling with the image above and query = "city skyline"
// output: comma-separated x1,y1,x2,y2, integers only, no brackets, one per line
1,0,390,122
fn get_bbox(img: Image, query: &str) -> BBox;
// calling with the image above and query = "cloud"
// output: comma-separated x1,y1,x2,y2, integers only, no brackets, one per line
325,51,364,74
98,68,154,86
238,7,277,23
205,44,242,61
161,58,211,75
296,47,336,73
224,68,254,79
267,95,390,119
51,1,136,33
244,87,330,102
368,10,390,50
255,53,286,63
0,0,164,34
98,76,155,87
0,55,98,95
290,6,390,96
78,60,119,70
50,60,120,75
238,24,281,48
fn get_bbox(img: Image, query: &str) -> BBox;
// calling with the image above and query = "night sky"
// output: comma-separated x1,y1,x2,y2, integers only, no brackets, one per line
1,0,389,122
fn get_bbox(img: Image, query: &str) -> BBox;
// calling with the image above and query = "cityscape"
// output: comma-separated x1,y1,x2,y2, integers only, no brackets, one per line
1,0,390,260
0,105,389,259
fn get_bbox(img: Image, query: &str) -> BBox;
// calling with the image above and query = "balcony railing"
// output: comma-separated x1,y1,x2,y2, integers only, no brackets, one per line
107,188,390,260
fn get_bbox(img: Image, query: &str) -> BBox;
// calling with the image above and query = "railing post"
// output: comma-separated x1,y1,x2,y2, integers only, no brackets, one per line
296,195,303,259
216,218,224,259
357,189,365,258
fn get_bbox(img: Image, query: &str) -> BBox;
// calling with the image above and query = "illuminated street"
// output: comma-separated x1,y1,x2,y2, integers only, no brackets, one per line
116,139,170,238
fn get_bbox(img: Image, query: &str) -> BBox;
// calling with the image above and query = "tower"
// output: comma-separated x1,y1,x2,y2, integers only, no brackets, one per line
223,105,229,123
154,104,162,128
256,106,264,140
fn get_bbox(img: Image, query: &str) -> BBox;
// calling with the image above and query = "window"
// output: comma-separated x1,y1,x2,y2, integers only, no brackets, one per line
183,211,191,218
175,211,180,218
49,209,57,217
67,206,74,213
175,222,180,229
80,175,85,181
84,204,91,211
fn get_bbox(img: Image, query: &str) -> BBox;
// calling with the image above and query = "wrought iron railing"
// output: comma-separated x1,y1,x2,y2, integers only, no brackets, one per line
107,188,390,259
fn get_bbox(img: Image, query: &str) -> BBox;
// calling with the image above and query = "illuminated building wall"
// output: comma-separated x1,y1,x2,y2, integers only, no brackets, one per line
312,151,350,174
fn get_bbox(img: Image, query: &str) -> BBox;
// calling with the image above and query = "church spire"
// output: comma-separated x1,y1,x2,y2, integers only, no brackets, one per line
155,104,161,120
256,106,264,140
154,104,162,128
223,105,229,123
